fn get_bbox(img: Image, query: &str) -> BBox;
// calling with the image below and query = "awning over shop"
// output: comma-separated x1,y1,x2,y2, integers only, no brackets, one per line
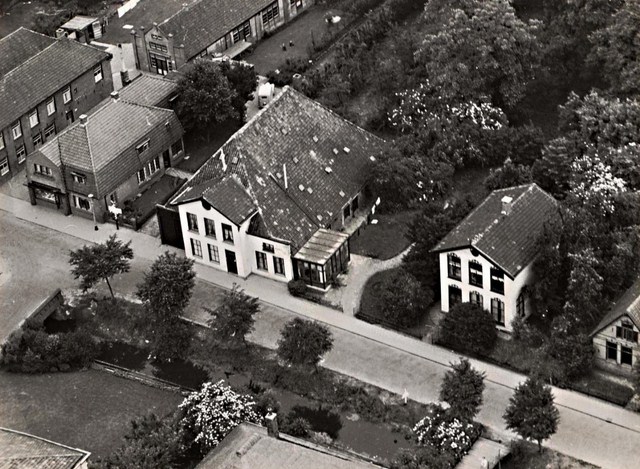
294,229,349,265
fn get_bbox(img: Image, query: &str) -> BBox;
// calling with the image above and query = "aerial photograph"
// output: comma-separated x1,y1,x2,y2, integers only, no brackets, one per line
0,0,638,468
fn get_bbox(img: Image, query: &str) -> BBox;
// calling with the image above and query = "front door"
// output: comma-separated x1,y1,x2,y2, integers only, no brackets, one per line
162,149,171,168
65,110,74,124
225,250,238,274
156,57,169,75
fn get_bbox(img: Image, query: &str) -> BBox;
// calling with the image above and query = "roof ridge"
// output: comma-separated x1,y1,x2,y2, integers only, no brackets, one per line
1,39,58,79
160,0,206,28
118,98,177,114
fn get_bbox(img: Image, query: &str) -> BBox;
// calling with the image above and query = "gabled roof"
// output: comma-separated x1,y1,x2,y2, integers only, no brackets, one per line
118,72,178,107
36,98,183,196
0,35,111,131
170,86,385,252
0,427,90,469
433,184,559,277
158,0,273,60
592,279,640,336
0,27,55,78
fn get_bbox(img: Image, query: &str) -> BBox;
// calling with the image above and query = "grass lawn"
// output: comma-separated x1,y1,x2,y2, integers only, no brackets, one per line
177,121,241,173
0,369,182,458
503,441,598,469
350,210,417,260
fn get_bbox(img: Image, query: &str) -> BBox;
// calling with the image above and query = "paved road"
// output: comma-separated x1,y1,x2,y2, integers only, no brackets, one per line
2,200,640,468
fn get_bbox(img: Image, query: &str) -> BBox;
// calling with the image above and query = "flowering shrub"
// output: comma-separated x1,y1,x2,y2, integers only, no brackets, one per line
570,150,627,213
413,404,479,464
179,380,263,453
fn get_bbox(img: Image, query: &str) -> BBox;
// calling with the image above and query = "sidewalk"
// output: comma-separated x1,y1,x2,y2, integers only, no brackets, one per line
3,193,640,468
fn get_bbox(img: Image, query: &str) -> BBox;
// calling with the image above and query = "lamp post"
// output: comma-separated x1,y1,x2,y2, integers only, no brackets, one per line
87,193,98,231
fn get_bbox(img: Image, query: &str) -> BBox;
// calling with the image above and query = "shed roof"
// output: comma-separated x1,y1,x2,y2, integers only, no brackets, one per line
61,16,98,30
294,229,350,265
592,279,640,336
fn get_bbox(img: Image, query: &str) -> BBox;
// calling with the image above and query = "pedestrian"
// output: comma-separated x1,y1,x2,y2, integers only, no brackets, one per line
289,40,294,47
281,43,287,51
480,456,489,469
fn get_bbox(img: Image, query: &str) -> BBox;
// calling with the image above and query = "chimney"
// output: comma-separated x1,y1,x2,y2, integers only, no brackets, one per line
283,163,288,190
110,90,119,101
501,195,513,215
265,412,279,438
79,114,88,126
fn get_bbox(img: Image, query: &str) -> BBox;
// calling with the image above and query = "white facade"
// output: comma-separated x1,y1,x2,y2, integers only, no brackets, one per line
593,316,639,371
178,199,293,282
438,247,533,332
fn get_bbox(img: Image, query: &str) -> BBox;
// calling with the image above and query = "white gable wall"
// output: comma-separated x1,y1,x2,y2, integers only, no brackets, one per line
438,247,533,332
593,316,640,370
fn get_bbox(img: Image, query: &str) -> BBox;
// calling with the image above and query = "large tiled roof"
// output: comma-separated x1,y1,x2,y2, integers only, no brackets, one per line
0,427,90,469
170,86,385,252
0,36,111,131
159,0,274,60
196,423,382,469
592,279,640,336
433,184,559,277
0,27,55,78
37,98,183,196
118,72,178,107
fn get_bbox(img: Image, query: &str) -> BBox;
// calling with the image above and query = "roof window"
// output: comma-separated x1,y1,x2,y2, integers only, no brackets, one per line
369,155,376,162
333,148,339,155
339,190,345,197
293,157,299,164
298,184,305,191
343,147,350,153
325,166,332,174
312,136,318,143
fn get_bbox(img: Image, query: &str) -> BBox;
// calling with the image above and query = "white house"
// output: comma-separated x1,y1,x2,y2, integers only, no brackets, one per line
164,86,384,288
591,279,640,372
432,183,559,332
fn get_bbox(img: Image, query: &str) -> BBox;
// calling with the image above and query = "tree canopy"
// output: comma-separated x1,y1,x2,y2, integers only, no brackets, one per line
69,234,133,298
439,358,486,421
277,318,333,370
439,303,497,356
206,284,260,346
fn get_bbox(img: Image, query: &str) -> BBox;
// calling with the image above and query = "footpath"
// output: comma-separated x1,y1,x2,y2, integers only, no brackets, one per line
2,193,640,469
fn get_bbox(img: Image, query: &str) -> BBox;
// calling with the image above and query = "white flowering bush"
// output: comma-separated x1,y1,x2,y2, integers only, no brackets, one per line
570,150,627,213
179,380,263,453
413,404,479,463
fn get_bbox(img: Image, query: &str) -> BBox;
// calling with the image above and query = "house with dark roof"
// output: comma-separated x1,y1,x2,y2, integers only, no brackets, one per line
131,0,313,74
0,28,113,183
118,72,179,109
591,279,640,372
432,184,559,332
25,90,184,222
161,86,384,288
0,427,90,469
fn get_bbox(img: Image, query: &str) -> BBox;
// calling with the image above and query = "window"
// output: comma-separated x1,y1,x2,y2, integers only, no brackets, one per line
190,238,202,258
263,242,274,253
94,65,103,83
616,321,639,342
204,218,216,238
16,145,26,164
147,156,160,174
137,168,146,184
136,139,150,155
447,253,461,280
448,285,462,307
274,256,285,275
34,163,52,176
72,194,91,210
63,87,72,104
469,291,483,307
262,2,280,25
149,42,168,52
231,21,251,43
621,346,633,366
11,122,22,140
32,133,42,148
256,251,268,271
516,291,525,317
491,298,505,325
222,223,234,243
490,268,504,295
29,110,39,128
71,172,86,184
47,98,56,116
208,244,220,263
44,124,56,140
171,140,183,156
469,260,482,287
606,341,617,361
187,213,199,232
0,158,8,176
0,133,4,150
343,204,351,220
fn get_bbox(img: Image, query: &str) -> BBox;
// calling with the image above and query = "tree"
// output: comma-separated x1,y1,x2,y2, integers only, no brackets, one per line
438,303,497,356
219,61,258,120
503,378,560,453
439,358,486,422
179,380,262,455
379,270,433,328
176,60,238,139
137,252,196,361
69,234,133,298
206,284,260,347
484,159,532,191
277,318,333,370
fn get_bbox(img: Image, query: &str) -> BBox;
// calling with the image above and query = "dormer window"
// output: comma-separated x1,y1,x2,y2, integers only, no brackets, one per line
490,268,504,295
136,139,150,155
617,321,638,343
34,163,52,176
447,253,461,281
71,172,86,184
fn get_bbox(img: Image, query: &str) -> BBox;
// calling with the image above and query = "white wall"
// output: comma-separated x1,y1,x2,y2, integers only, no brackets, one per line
593,316,640,369
178,199,292,282
439,247,534,332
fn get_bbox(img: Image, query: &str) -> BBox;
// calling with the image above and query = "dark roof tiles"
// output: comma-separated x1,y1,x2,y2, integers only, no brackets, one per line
0,27,55,78
118,72,178,107
592,279,640,335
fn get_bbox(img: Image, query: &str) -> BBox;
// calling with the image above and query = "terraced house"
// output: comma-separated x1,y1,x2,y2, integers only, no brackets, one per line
433,184,559,332
160,86,384,288
0,28,113,182
26,91,184,222
131,0,312,74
